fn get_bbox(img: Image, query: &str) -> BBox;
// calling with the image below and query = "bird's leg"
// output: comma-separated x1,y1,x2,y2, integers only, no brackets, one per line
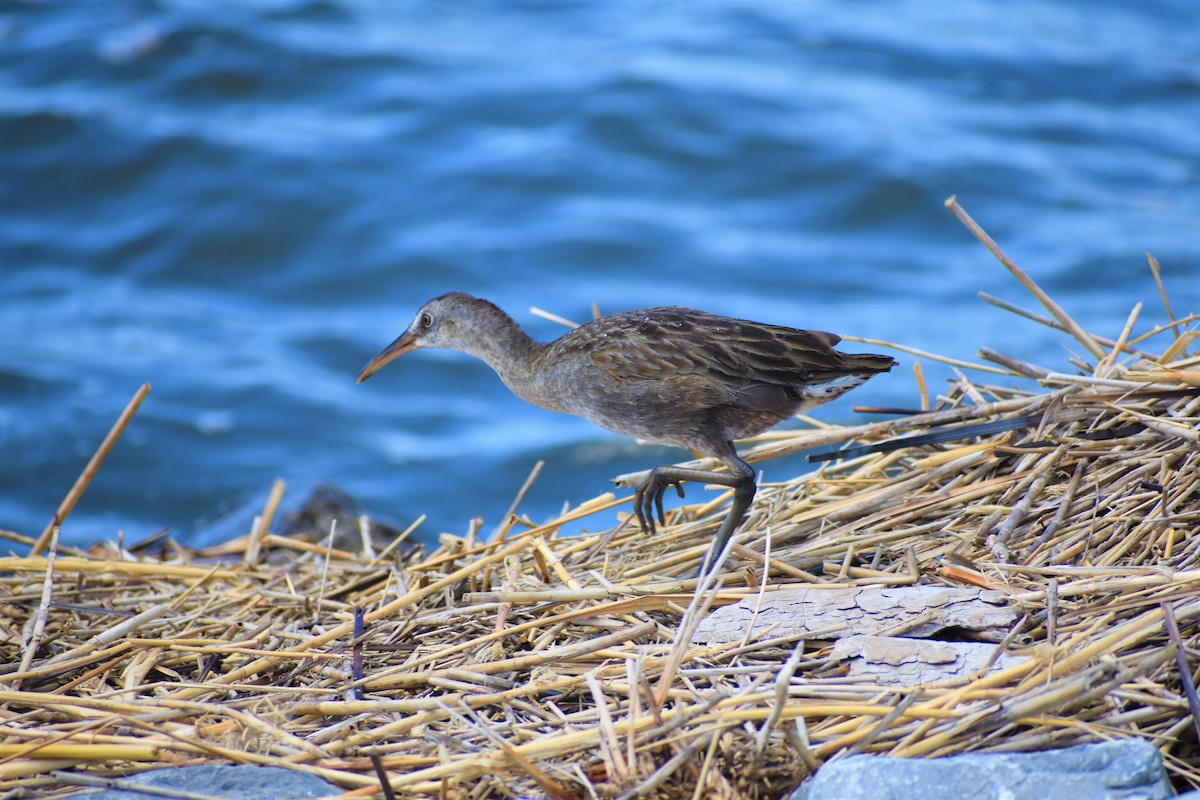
632,452,757,575
701,466,757,575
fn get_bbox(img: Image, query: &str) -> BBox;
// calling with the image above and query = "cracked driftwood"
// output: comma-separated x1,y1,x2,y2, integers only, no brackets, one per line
693,586,1019,645
830,634,1028,687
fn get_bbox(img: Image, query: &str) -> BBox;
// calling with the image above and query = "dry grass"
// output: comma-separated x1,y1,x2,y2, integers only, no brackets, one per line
1,198,1197,798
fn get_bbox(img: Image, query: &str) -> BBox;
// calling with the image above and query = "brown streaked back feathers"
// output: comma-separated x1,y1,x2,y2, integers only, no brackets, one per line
544,307,893,412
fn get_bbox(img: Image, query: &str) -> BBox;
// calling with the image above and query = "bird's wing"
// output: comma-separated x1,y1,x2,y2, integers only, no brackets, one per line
554,308,849,409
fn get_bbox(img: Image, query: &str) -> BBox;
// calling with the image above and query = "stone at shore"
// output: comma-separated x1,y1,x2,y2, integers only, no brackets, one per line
66,764,337,799
789,739,1176,800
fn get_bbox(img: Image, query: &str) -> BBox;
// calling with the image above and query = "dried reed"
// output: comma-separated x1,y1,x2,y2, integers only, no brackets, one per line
1,200,1197,798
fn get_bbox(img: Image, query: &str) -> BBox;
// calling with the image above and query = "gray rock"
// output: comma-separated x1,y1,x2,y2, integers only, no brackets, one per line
68,764,338,799
789,739,1174,800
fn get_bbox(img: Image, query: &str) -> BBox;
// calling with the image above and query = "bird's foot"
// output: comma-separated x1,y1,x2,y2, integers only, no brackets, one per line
633,468,687,535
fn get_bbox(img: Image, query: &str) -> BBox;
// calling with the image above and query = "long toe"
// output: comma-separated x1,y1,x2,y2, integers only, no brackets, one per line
633,483,657,535
653,483,667,526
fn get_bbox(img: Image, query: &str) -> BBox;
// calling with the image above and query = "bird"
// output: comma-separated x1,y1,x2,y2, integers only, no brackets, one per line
357,292,895,575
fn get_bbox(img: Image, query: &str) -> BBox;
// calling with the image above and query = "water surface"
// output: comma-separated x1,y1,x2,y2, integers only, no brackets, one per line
2,1,1197,545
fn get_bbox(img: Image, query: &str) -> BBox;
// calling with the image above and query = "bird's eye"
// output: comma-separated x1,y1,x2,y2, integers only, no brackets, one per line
419,312,433,328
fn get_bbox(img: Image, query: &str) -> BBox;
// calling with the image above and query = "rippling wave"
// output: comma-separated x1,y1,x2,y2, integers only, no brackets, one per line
2,1,1197,542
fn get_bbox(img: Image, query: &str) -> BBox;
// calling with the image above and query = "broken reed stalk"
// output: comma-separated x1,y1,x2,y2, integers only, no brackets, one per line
1,201,1198,796
1163,601,1200,746
978,292,1159,359
245,477,287,566
491,459,544,542
945,196,1107,361
16,528,59,682
1147,253,1179,340
32,383,151,555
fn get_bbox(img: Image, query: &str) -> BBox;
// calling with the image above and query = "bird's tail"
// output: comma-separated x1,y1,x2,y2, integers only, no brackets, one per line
840,353,897,374
794,353,895,411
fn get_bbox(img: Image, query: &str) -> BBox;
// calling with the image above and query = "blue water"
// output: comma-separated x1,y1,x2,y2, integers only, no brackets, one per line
3,1,1198,546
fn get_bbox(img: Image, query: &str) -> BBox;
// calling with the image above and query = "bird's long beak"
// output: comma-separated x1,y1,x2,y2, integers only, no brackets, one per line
356,331,420,383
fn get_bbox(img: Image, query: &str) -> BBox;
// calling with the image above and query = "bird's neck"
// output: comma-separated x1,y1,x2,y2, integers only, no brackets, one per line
457,311,543,387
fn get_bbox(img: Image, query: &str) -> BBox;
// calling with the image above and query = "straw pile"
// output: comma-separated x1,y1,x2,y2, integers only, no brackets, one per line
1,199,1198,798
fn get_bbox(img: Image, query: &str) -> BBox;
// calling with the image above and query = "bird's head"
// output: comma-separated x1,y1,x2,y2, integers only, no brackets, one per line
356,292,506,383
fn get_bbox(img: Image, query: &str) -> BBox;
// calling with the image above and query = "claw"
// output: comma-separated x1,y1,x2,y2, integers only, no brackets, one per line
634,469,687,535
